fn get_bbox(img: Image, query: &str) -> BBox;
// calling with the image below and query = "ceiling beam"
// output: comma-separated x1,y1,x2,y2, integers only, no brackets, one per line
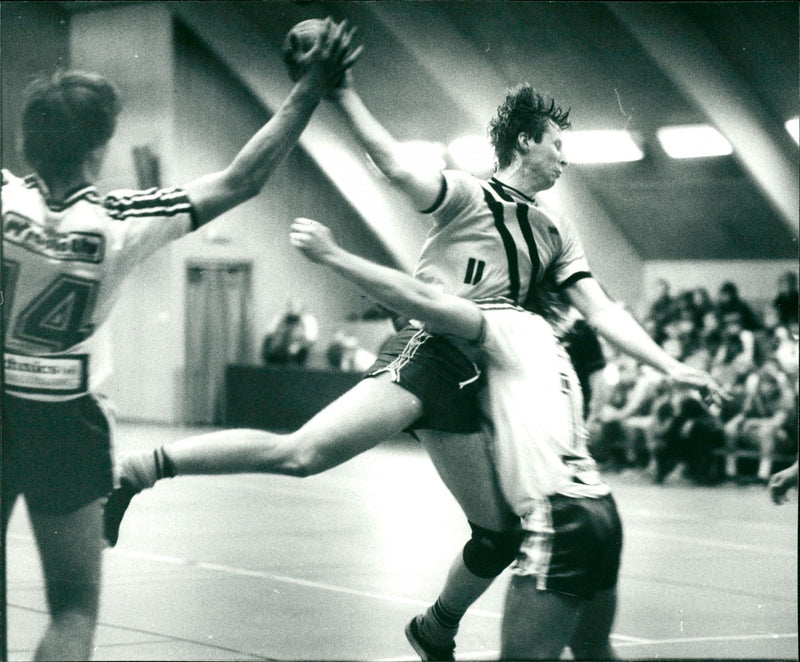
169,1,428,272
608,2,799,241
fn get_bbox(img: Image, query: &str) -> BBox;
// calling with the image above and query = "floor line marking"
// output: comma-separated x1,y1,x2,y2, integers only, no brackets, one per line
614,632,798,647
194,560,502,618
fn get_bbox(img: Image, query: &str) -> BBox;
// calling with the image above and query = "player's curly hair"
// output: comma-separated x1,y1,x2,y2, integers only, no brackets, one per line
488,85,571,169
22,70,121,182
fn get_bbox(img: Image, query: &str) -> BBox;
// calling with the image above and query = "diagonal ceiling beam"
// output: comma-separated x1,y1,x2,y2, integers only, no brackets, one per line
608,2,799,241
169,1,428,272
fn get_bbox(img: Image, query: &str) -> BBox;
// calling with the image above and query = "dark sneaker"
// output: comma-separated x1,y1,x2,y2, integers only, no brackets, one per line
103,477,139,547
405,615,456,661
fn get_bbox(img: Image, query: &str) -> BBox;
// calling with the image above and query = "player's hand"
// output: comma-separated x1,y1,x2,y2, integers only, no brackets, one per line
665,363,731,408
290,218,339,264
299,19,363,91
768,462,798,505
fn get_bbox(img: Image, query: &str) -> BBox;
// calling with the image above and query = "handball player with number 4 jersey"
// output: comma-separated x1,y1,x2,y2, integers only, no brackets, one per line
2,22,358,660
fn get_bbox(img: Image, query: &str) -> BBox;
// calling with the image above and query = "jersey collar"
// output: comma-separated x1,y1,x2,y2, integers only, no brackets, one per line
27,174,98,209
489,177,536,203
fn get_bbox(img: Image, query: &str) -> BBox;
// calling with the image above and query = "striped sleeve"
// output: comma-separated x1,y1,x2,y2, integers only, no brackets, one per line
104,186,199,229
104,186,198,270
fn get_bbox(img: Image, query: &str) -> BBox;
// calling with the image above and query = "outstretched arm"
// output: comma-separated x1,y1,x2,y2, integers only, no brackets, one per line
566,277,727,402
290,218,483,340
184,19,362,226
329,81,444,212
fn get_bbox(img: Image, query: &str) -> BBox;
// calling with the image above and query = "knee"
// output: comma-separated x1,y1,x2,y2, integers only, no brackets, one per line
462,522,519,578
274,433,325,478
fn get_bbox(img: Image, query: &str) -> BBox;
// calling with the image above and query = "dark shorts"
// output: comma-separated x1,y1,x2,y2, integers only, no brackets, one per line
514,493,623,599
366,325,482,433
2,392,114,515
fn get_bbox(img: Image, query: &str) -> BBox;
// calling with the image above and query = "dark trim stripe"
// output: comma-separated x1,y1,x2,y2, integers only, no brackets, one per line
557,271,593,290
420,175,448,214
515,202,541,307
482,188,520,302
488,178,515,202
464,257,476,284
473,259,485,284
490,177,536,203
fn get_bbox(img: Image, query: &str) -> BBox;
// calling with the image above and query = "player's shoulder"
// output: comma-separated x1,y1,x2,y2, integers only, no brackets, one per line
442,168,483,193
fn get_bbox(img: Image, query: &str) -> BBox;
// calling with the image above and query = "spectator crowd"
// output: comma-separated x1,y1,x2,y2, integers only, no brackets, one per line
585,272,798,485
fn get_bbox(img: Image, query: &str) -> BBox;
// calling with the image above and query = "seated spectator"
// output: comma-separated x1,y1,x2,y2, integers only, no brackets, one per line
691,287,715,326
710,310,758,387
771,325,799,389
648,385,725,484
594,357,666,468
716,281,762,331
723,360,799,481
773,271,799,329
261,298,318,366
326,330,376,373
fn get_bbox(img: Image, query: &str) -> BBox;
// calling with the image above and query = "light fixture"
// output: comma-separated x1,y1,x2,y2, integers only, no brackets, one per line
785,117,799,145
447,135,495,173
561,130,644,164
656,124,732,159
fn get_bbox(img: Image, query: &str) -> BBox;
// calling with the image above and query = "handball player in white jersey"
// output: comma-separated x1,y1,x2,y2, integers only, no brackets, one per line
290,216,619,660
109,71,723,659
2,22,358,660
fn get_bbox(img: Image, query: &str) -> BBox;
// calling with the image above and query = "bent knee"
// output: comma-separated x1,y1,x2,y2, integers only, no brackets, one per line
271,433,327,478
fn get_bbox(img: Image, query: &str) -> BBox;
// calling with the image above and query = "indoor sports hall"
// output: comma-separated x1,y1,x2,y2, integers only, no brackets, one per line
2,2,797,661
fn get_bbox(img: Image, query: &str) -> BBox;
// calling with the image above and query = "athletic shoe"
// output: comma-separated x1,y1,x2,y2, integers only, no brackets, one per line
405,615,456,661
103,477,139,547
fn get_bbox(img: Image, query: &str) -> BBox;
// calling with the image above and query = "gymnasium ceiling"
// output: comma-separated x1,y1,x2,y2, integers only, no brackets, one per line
62,1,799,261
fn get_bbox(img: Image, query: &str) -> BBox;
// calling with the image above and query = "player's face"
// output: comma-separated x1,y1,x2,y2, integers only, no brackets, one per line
523,120,567,192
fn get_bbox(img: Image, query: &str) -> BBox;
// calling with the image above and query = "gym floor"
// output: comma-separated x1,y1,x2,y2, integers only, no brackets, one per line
5,423,798,661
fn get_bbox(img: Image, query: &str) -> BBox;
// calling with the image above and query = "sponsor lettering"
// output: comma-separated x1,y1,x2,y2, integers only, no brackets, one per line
3,212,105,263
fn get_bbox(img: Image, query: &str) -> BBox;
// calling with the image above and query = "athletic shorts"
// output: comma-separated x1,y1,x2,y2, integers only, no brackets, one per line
513,493,623,599
2,392,114,515
365,325,482,433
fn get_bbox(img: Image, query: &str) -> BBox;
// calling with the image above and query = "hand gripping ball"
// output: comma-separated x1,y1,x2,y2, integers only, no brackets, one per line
281,18,328,82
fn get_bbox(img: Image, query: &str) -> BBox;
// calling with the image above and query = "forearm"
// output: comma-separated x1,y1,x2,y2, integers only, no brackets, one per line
590,305,680,375
333,88,442,210
322,245,481,340
185,77,323,225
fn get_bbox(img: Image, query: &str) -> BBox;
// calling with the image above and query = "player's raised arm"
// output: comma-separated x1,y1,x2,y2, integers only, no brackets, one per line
184,19,361,226
327,77,444,213
290,218,482,340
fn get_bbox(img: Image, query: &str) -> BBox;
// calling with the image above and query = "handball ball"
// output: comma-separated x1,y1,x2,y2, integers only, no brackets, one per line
282,18,328,82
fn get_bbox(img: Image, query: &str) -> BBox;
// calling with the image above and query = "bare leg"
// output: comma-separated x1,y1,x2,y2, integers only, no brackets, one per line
106,376,424,545
417,430,516,530
408,431,517,655
501,576,582,661
167,375,422,477
29,499,104,661
569,588,618,660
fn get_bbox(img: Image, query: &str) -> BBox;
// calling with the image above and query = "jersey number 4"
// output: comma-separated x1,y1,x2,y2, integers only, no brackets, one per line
3,260,98,351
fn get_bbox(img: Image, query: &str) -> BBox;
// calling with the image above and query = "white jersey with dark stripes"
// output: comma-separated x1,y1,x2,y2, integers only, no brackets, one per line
414,170,591,307
2,169,197,401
